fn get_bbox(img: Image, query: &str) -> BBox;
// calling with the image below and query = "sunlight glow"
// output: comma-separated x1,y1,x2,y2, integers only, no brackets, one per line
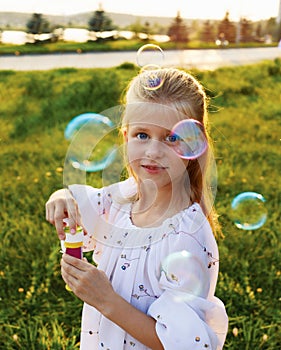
0,0,279,21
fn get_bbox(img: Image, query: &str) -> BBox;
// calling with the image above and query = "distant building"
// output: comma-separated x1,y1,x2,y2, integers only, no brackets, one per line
1,30,34,45
62,28,90,43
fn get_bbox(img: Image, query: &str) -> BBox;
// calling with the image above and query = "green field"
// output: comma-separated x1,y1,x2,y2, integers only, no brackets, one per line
0,39,278,56
0,59,280,349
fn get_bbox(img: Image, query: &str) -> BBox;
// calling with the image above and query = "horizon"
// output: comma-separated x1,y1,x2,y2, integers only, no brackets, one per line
0,0,280,22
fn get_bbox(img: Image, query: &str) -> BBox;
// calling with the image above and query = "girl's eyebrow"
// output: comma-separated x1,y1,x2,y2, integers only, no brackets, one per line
130,125,172,136
130,126,150,132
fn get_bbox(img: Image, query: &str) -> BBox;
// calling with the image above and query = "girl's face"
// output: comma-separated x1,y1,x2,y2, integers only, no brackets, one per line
124,106,189,192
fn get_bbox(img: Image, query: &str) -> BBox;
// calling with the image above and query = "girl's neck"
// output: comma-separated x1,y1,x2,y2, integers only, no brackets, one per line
131,180,191,228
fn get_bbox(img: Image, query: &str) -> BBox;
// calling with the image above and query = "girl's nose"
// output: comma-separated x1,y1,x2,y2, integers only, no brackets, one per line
145,139,164,159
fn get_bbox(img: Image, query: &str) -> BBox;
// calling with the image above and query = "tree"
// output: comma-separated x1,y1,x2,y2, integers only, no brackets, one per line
240,18,254,42
143,21,151,35
26,13,50,34
255,22,263,40
265,17,280,41
88,6,115,32
201,20,216,43
167,11,189,43
128,19,143,38
217,12,236,43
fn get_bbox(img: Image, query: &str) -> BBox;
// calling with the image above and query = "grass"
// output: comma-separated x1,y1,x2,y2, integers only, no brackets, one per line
0,58,280,349
0,39,278,56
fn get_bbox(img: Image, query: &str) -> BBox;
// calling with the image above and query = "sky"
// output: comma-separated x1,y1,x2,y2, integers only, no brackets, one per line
0,0,280,21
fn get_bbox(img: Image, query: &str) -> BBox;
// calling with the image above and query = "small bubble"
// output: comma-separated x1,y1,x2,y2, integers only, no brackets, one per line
230,192,267,230
136,44,164,68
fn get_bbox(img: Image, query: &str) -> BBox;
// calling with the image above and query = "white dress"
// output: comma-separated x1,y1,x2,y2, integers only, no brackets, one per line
69,178,228,350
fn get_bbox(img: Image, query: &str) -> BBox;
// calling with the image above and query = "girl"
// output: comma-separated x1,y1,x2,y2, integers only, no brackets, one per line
46,68,228,349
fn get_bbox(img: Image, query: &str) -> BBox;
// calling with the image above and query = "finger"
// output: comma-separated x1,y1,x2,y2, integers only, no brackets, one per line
45,190,67,224
54,206,67,240
61,261,78,287
55,222,66,240
64,197,84,234
45,202,66,240
62,254,90,271
61,256,88,286
67,213,88,236
45,200,55,224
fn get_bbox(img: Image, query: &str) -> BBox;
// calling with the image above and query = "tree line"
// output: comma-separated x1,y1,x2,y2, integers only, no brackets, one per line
25,7,281,44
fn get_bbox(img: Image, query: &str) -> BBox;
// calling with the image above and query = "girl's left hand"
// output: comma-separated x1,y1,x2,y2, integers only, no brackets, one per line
61,254,116,314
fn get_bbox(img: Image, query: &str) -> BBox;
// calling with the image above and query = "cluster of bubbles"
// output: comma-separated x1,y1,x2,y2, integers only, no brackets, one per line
60,45,268,301
63,43,268,233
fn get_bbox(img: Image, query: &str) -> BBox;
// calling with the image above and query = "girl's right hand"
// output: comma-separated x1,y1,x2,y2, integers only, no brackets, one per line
45,188,84,240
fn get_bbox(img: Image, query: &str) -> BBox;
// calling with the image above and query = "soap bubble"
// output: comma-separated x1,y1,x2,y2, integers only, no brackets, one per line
171,119,207,159
64,112,118,172
63,107,126,188
64,112,114,139
230,192,267,230
161,250,209,300
139,68,164,91
136,44,165,91
136,44,165,68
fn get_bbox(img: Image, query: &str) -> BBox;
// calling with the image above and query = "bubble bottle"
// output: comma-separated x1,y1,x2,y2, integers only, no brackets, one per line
63,224,84,259
62,220,84,291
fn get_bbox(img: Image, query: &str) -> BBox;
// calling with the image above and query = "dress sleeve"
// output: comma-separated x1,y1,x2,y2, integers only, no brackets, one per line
68,184,110,252
147,251,219,349
147,215,228,349
68,178,137,253
148,290,218,349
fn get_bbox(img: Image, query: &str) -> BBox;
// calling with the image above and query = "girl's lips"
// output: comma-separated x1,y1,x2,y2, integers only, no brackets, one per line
141,164,168,173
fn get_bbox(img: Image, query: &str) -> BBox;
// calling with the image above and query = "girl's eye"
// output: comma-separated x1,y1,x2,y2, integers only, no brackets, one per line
136,132,149,140
165,134,179,143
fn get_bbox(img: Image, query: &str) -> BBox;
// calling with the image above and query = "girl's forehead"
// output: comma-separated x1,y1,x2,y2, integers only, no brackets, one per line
124,102,186,130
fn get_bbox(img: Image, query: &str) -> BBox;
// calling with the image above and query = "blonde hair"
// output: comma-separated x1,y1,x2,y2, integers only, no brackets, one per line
120,68,221,238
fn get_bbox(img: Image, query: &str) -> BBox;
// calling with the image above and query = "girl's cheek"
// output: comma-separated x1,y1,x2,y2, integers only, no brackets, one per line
126,149,138,165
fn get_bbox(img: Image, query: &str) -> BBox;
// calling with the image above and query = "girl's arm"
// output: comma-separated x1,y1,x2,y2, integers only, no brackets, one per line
105,292,164,350
61,254,164,350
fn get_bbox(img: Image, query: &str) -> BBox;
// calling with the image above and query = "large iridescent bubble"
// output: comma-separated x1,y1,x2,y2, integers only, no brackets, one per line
63,109,125,188
64,112,118,172
161,250,209,300
171,119,207,159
